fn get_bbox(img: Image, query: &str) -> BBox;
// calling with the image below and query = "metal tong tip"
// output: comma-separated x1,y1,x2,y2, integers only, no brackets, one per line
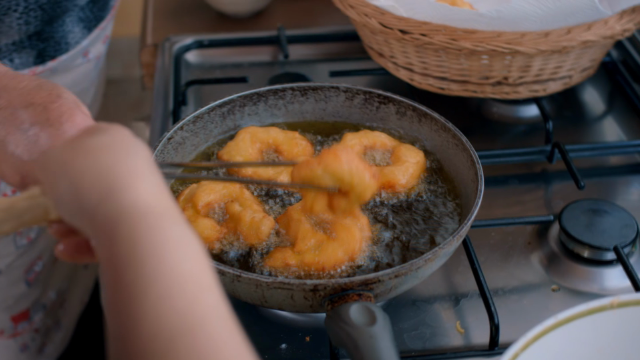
160,161,298,169
160,161,336,192
163,173,337,192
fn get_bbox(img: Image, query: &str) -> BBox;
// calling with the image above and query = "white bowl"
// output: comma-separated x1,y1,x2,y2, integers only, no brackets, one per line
502,292,640,360
204,0,273,18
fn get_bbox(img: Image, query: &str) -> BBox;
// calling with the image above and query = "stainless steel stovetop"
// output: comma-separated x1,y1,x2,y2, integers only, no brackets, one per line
151,27,640,359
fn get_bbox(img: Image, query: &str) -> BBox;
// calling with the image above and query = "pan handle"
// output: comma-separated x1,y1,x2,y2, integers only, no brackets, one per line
324,292,399,360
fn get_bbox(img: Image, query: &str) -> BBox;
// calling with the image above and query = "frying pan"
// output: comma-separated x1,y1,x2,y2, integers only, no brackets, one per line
154,84,484,360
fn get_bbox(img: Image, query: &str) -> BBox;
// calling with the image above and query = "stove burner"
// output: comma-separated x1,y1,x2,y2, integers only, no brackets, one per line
268,72,311,85
258,308,325,328
479,99,541,123
559,199,638,262
540,221,640,295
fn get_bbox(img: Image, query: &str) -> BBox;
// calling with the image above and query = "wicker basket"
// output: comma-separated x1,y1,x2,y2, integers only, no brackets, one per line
333,0,640,99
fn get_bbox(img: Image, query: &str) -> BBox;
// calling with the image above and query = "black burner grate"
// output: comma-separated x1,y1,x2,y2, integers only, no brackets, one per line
391,211,639,360
167,27,640,360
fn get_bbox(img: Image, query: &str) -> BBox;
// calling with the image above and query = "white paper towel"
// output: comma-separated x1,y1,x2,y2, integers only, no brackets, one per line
368,0,640,31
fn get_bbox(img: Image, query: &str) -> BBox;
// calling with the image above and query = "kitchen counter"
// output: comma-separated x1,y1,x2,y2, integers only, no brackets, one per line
140,0,350,87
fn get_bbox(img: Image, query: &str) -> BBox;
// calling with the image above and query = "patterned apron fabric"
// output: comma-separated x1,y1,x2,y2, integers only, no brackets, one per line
0,183,98,359
0,1,120,358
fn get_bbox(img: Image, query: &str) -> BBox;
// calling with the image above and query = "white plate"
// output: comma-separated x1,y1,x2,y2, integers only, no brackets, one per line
502,293,640,360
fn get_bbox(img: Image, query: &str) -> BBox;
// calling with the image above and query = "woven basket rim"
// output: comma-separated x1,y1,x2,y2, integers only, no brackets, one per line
335,0,640,52
332,0,640,98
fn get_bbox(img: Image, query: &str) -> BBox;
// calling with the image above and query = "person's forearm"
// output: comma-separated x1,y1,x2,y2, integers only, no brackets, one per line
93,190,257,360
31,123,256,358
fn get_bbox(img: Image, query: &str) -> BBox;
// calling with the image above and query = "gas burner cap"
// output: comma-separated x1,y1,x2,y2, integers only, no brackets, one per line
268,72,311,85
559,199,638,262
479,99,541,123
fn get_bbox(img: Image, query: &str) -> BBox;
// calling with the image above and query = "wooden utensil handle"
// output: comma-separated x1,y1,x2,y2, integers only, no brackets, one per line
0,187,58,237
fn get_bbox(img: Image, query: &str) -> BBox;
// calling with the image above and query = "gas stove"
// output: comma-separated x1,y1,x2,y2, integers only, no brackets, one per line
150,26,640,359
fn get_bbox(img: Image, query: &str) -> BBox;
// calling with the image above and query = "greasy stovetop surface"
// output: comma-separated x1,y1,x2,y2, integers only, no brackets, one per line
152,30,640,359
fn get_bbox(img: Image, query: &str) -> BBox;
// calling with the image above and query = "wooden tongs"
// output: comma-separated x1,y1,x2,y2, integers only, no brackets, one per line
0,161,336,238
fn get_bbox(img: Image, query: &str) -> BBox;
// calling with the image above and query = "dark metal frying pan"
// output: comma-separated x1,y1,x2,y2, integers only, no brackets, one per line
154,84,484,360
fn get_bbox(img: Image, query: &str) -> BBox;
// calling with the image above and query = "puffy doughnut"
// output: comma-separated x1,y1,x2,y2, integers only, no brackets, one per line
217,126,314,183
263,146,377,274
177,181,276,249
338,130,427,193
291,145,379,215
263,203,372,273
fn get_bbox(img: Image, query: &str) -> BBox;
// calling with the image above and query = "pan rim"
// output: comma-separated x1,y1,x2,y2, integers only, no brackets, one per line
155,82,484,286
